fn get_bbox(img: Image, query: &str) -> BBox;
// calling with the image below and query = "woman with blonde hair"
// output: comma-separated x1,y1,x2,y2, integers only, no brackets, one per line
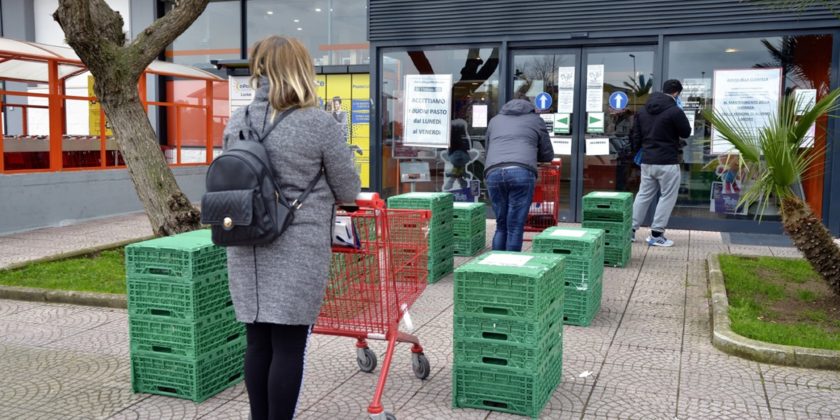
223,36,360,419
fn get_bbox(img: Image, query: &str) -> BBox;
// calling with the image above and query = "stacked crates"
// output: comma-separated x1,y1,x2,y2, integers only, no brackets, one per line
387,192,454,283
532,227,604,327
452,202,486,256
126,230,245,402
453,252,565,418
582,192,634,267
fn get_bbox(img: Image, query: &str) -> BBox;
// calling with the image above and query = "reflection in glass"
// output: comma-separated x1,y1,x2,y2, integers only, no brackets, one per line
667,34,832,221
168,1,241,69
381,48,500,199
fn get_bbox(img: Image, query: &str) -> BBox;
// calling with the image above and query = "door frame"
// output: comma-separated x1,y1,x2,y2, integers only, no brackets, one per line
507,42,659,222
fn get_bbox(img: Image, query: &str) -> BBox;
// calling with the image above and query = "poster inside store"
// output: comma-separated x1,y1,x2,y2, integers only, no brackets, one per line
711,68,781,154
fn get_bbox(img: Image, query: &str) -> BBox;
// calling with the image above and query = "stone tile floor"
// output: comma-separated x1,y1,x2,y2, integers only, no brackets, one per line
0,215,838,419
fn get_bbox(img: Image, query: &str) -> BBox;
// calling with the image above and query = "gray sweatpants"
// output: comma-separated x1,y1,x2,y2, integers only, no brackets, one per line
632,164,681,234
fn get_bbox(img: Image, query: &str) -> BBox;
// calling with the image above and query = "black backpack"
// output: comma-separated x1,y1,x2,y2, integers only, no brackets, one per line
201,105,322,246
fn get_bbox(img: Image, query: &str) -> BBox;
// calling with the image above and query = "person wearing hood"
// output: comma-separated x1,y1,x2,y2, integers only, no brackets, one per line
630,79,692,247
484,98,554,251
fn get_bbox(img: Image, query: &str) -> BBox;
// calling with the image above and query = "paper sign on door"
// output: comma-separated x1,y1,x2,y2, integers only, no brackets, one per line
551,137,572,155
585,138,610,156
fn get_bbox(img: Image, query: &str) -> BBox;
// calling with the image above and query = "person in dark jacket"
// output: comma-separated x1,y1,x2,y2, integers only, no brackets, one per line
485,98,554,251
630,79,692,247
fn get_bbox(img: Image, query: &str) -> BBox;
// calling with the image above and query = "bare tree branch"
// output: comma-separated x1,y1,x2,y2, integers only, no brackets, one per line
126,0,210,76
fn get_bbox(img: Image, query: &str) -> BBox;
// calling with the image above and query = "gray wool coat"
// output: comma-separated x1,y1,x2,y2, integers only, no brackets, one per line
222,82,361,325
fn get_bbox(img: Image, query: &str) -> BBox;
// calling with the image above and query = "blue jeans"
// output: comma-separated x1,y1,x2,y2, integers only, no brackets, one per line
486,167,536,252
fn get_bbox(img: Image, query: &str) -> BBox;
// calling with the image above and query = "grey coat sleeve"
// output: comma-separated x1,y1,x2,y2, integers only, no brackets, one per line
321,120,362,204
535,116,554,162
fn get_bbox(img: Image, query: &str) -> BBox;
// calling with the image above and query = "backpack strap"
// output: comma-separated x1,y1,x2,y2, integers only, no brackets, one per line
291,169,324,209
244,104,299,142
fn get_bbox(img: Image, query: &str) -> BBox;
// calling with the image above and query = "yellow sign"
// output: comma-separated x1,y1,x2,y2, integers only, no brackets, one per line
88,76,112,136
319,73,370,188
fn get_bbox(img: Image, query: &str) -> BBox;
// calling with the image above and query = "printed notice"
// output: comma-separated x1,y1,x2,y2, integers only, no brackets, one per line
557,66,576,113
551,229,587,238
686,111,696,137
551,137,572,155
803,123,816,148
403,74,453,147
480,254,534,267
585,138,610,156
795,89,817,116
472,104,488,128
712,68,781,154
229,76,254,115
586,64,604,112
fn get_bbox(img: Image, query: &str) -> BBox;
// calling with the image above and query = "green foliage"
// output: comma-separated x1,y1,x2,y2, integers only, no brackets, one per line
0,248,126,294
719,254,840,350
702,89,840,217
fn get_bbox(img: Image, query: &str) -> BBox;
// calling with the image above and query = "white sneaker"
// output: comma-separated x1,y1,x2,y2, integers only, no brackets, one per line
646,235,674,247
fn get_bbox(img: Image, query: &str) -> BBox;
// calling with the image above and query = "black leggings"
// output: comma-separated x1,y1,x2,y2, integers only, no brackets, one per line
244,323,311,420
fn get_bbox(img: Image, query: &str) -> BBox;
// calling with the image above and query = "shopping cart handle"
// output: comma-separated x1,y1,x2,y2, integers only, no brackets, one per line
355,192,384,208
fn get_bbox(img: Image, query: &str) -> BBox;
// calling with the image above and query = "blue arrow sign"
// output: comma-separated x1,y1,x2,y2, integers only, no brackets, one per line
609,91,629,110
535,92,552,111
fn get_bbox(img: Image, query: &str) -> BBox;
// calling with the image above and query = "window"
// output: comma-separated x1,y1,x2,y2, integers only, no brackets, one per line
167,0,242,70
247,0,368,66
381,47,500,199
666,34,833,221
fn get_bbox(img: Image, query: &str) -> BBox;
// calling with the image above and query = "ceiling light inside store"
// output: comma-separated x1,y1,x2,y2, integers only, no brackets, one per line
725,48,739,53
297,27,303,31
266,10,273,15
294,19,300,22
315,8,322,12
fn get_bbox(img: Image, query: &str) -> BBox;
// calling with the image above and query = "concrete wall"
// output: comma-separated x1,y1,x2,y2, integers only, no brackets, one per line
0,167,207,234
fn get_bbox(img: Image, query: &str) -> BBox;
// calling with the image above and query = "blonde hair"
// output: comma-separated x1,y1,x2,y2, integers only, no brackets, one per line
249,36,318,112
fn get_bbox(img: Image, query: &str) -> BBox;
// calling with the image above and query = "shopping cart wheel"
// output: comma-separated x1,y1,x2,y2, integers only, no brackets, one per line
411,353,431,380
386,413,396,420
356,347,377,373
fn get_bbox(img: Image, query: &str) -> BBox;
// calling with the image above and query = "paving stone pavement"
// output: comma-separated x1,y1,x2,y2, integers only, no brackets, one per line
1,216,839,419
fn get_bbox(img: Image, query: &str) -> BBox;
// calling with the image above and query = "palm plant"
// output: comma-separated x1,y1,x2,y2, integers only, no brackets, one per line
703,88,840,296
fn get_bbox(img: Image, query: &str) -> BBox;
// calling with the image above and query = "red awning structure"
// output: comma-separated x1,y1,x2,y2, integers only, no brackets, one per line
0,37,225,173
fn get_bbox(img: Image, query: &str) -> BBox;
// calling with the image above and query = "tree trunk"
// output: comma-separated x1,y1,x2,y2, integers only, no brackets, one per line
101,88,201,236
781,195,840,296
54,0,210,236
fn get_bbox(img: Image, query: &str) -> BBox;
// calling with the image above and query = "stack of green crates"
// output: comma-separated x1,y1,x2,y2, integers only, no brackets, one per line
126,230,245,403
452,202,486,256
387,192,454,283
533,227,604,327
582,191,633,267
453,252,565,418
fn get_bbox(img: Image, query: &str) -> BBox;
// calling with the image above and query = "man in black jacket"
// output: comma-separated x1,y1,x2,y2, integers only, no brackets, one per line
630,79,692,247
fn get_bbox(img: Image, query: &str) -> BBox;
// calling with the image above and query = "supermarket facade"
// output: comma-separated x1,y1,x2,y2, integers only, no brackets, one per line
1,0,839,235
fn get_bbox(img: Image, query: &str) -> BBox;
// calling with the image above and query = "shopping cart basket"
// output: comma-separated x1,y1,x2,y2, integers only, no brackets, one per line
314,193,431,420
525,159,562,233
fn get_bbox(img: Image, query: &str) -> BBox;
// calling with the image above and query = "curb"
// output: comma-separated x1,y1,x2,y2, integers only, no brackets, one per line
707,253,840,371
0,285,126,309
0,237,150,309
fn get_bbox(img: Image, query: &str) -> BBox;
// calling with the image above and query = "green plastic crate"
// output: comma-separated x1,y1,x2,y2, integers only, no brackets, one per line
452,348,563,418
564,280,603,326
604,245,631,267
454,325,561,371
454,297,563,348
582,208,631,222
429,254,454,283
387,192,454,228
453,201,486,216
582,220,632,244
455,252,565,319
127,271,231,321
131,337,245,403
453,233,485,256
561,256,604,288
453,217,486,238
428,228,455,255
129,308,244,358
582,191,633,213
126,232,227,281
533,227,604,257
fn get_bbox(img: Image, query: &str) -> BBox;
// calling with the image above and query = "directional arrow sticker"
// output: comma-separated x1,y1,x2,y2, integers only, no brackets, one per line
587,112,604,133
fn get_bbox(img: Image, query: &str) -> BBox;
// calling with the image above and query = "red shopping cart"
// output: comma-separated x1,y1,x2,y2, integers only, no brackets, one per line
525,159,562,233
314,193,431,420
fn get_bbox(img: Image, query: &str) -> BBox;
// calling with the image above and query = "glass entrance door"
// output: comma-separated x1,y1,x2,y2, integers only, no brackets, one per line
577,47,655,218
511,46,655,221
